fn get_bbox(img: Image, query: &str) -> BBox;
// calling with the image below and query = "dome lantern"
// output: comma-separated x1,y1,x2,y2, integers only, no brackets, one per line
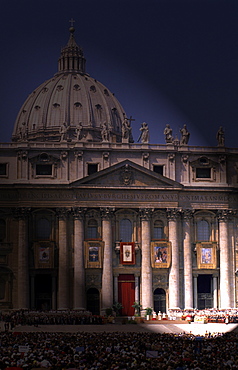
58,24,86,74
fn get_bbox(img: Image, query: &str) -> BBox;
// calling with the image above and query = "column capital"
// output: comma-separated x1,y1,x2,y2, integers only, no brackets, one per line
100,207,115,220
71,207,87,220
166,208,181,221
56,207,70,220
217,209,235,222
74,150,83,160
12,207,31,219
182,209,194,220
139,208,154,220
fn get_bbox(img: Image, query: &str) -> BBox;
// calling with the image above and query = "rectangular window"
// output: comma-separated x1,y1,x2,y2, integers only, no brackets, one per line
36,164,52,176
88,163,98,176
0,163,7,176
196,168,211,179
153,165,163,175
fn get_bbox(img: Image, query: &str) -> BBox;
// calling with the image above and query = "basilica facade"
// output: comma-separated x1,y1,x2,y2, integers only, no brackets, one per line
0,26,238,315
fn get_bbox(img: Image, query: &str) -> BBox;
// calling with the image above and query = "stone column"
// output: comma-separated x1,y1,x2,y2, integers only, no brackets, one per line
72,208,86,310
218,210,232,308
213,275,218,308
57,208,70,310
140,208,153,310
16,208,30,309
135,275,140,303
183,209,194,309
193,275,198,309
101,207,114,312
167,208,180,309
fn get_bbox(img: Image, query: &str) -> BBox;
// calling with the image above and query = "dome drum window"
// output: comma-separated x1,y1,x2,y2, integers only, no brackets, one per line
29,153,59,179
73,84,81,91
190,157,218,182
74,102,82,108
36,164,52,176
90,85,96,92
56,85,64,91
53,103,60,108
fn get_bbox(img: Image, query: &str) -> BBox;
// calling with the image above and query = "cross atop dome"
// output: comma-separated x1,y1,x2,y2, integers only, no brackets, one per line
69,18,75,33
69,18,75,27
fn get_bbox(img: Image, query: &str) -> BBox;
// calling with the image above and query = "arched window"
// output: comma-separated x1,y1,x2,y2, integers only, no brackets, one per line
87,219,98,239
153,220,164,239
197,220,210,241
36,217,51,240
0,219,6,242
120,219,132,242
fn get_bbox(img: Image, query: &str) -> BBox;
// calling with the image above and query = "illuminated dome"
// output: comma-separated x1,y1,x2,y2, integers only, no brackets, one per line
12,27,129,143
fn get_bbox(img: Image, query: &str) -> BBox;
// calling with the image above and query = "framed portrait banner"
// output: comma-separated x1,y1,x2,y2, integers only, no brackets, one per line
196,242,217,269
84,241,104,268
34,241,54,268
120,242,135,265
151,241,171,268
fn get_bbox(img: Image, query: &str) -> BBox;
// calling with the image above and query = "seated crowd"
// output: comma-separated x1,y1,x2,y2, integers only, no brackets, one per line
0,310,103,328
0,330,237,369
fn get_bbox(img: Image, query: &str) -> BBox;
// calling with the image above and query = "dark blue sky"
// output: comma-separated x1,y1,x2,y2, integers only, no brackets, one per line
1,0,238,147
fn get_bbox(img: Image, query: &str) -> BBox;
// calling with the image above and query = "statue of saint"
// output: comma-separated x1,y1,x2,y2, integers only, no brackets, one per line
75,122,83,141
122,117,134,143
101,122,109,142
138,122,149,143
60,122,69,141
216,126,225,146
122,118,129,139
164,124,173,143
180,124,190,145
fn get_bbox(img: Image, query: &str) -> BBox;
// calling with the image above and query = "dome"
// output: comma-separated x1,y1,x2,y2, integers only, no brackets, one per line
12,27,133,143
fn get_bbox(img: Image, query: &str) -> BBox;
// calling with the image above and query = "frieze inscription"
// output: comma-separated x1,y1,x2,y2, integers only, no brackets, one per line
0,189,233,205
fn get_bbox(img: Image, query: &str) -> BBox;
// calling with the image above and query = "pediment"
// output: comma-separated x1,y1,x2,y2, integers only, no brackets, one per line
70,160,183,189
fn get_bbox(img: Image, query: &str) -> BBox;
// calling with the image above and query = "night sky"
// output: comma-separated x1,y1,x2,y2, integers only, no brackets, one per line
0,0,238,147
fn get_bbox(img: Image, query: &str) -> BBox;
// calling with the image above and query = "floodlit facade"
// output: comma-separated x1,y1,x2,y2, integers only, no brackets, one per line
0,27,238,315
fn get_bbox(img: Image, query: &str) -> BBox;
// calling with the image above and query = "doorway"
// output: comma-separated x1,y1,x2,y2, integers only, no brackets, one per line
197,274,213,309
154,288,166,313
86,288,100,315
34,274,52,310
118,274,135,316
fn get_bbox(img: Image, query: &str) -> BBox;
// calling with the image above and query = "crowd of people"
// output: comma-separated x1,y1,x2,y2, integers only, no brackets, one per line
168,308,238,324
1,308,238,329
0,330,237,369
0,310,104,329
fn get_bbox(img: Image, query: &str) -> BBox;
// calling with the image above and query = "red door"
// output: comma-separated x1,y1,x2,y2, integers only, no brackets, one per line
118,274,135,316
